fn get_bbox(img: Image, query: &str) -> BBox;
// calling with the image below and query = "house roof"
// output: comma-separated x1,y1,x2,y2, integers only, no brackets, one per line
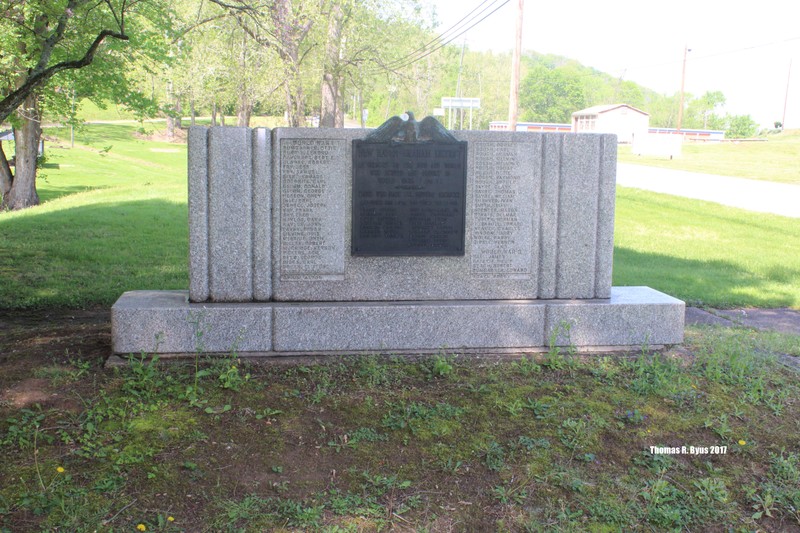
572,104,649,117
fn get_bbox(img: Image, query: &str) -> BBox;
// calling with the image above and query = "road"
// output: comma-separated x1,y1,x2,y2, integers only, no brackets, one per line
616,163,800,218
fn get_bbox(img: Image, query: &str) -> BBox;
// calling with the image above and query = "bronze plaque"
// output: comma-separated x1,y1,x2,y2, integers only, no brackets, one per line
352,140,467,256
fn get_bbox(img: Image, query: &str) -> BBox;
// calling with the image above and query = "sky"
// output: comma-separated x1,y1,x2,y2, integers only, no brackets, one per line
427,0,800,128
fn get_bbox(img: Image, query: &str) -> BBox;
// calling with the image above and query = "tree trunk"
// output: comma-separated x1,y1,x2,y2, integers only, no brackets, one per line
190,95,196,127
211,101,218,127
0,142,12,199
358,88,365,127
285,76,305,127
237,94,252,127
175,97,182,130
5,94,41,210
279,33,306,128
166,81,175,139
320,3,344,128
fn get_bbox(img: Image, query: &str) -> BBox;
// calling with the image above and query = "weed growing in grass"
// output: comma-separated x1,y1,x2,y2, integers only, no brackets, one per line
512,356,541,376
524,397,552,419
632,450,673,474
215,357,249,391
214,494,324,529
692,478,730,518
625,351,689,397
498,398,525,417
616,408,647,426
513,435,550,452
422,353,455,380
1,407,47,449
492,480,528,505
381,401,464,436
328,427,388,452
746,450,800,524
480,439,506,471
435,455,464,474
558,418,593,455
355,355,395,388
124,354,167,403
703,414,733,440
542,322,576,371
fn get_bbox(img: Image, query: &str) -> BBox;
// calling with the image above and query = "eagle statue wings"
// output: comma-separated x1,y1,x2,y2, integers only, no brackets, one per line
364,112,459,143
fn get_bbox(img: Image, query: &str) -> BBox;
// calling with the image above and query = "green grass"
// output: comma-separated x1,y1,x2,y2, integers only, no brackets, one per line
0,124,187,308
618,129,800,185
72,99,138,122
1,329,798,531
1,122,799,309
614,187,800,308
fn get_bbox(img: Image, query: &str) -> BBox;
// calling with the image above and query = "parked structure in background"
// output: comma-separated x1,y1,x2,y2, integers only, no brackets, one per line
647,127,725,141
489,121,571,132
571,104,649,143
491,102,725,144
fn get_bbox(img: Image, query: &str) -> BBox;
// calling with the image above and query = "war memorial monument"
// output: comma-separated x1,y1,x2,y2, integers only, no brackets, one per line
111,114,684,355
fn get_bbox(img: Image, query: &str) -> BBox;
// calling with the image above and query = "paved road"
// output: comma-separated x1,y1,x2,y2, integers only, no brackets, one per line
616,163,800,218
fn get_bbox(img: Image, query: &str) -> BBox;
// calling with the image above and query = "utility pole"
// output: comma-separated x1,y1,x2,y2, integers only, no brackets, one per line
507,0,523,132
455,38,466,129
676,45,690,132
782,59,792,129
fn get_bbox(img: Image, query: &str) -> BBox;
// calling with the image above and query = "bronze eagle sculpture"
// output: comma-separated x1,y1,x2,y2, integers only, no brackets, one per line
364,111,458,143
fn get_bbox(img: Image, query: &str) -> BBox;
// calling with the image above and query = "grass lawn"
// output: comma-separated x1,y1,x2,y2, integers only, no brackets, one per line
617,129,800,185
0,124,188,308
614,187,800,309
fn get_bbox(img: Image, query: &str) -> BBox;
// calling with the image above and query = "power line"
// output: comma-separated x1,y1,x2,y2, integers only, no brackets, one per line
373,0,510,73
625,35,800,73
385,0,496,68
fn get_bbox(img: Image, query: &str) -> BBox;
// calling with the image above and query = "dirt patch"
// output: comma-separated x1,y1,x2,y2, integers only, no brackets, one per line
0,307,110,402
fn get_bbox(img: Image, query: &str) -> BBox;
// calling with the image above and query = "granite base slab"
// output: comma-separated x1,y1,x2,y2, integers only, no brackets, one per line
111,287,684,355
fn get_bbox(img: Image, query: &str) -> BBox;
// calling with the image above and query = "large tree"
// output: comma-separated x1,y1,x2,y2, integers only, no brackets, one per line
208,0,317,127
520,64,585,123
0,0,170,210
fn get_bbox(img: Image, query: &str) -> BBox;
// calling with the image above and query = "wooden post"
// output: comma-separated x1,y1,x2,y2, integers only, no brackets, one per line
508,0,524,132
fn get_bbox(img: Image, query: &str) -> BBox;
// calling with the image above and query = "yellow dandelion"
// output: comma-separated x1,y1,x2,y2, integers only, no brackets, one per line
56,466,65,473
137,524,146,532
738,439,747,446
167,516,175,522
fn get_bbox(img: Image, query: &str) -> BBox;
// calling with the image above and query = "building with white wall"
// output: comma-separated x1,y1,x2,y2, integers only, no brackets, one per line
572,104,649,143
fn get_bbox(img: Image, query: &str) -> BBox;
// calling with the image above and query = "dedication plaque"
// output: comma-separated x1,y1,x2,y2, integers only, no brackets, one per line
352,140,467,255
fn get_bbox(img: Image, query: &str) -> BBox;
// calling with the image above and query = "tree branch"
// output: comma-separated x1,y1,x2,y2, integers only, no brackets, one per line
0,29,128,123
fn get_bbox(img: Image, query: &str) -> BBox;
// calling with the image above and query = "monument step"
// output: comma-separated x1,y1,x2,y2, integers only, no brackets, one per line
111,287,684,355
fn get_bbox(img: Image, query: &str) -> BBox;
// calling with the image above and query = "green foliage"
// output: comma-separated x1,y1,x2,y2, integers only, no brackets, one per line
422,354,455,380
520,64,586,123
381,401,464,436
725,114,759,138
480,439,506,471
1,407,48,450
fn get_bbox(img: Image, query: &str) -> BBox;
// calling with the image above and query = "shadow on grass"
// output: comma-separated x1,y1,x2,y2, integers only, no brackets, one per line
37,184,112,203
613,246,799,308
72,123,143,146
0,198,188,309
